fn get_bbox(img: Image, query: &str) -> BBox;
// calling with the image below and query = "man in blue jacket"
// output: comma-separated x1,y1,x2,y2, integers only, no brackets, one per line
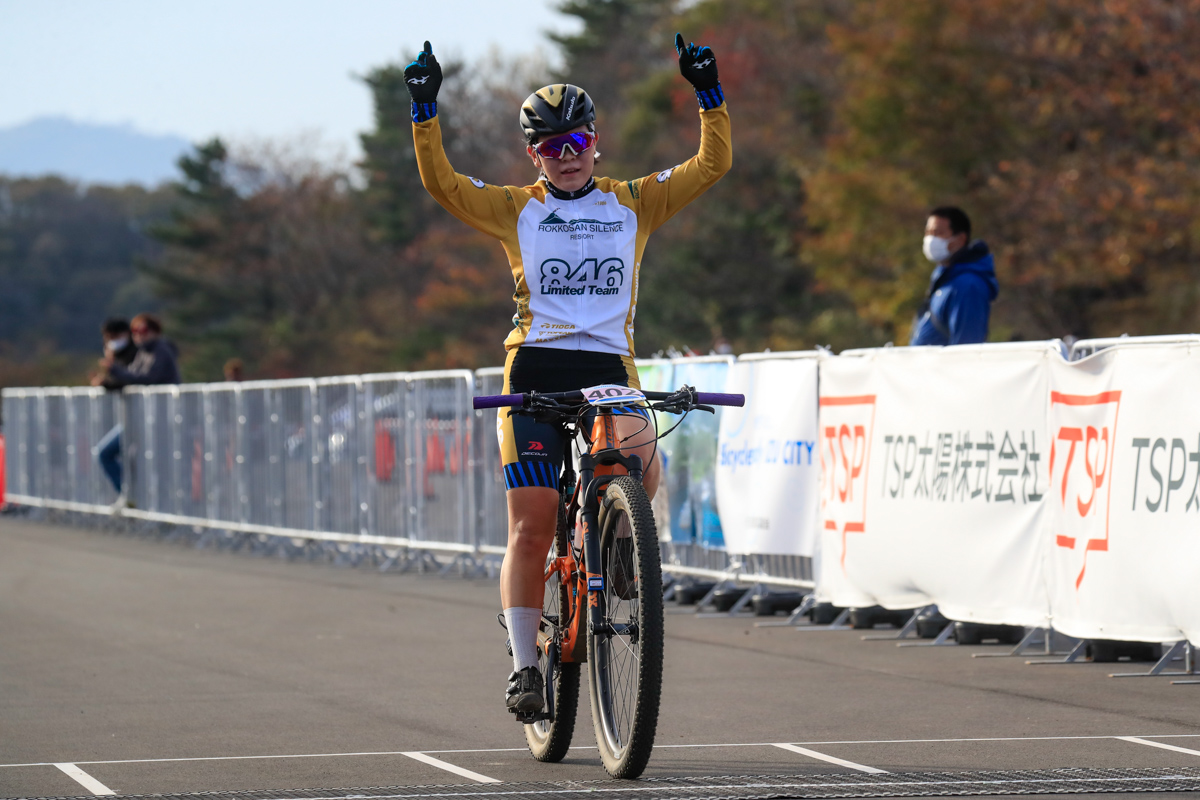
910,206,998,346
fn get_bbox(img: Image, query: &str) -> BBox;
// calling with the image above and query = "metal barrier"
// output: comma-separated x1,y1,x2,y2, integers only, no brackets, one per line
3,362,815,587
2,374,483,562
1069,334,1200,361
473,367,508,553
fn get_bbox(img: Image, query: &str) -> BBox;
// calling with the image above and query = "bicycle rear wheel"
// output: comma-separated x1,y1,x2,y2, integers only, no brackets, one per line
525,501,581,761
587,475,663,778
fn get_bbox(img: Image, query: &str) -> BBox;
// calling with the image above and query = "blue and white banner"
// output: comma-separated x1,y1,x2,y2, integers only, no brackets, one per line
660,357,732,548
715,355,820,557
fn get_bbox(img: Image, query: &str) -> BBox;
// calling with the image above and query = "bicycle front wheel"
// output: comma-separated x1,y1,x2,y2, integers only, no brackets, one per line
525,501,580,762
586,475,663,779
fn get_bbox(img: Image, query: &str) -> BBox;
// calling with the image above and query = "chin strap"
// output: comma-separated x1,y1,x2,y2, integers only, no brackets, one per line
543,176,597,201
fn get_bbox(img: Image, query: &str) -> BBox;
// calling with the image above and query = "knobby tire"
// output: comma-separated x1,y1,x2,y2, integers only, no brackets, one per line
587,475,663,779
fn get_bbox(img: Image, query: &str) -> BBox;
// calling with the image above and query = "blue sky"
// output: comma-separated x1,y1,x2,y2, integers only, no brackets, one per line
0,0,580,158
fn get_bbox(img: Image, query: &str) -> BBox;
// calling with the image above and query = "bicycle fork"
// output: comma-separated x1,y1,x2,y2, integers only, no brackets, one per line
576,444,643,642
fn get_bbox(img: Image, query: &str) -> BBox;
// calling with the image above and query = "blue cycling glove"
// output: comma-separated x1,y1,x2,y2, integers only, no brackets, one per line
404,41,442,122
676,33,723,110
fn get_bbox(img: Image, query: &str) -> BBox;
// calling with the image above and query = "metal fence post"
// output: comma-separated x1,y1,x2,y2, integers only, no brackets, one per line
266,388,281,528
88,390,101,506
460,376,476,551
169,388,182,516
235,386,248,525
203,387,218,520
147,389,161,511
34,390,47,500
405,378,421,543
65,391,79,504
115,392,127,506
355,378,371,536
361,380,376,537
308,382,320,532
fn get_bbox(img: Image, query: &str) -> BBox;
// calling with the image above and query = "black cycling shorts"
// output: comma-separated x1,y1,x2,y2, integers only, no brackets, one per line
498,346,648,492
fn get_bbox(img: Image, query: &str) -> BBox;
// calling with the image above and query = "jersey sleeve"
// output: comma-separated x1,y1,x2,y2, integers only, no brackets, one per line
412,116,519,240
631,102,731,234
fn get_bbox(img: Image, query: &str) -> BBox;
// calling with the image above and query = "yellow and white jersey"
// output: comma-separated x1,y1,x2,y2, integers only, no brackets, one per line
412,103,731,358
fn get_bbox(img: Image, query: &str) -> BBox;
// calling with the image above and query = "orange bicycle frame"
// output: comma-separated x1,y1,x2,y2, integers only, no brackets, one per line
547,409,629,664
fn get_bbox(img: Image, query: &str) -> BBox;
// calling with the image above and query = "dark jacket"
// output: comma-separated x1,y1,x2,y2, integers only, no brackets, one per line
100,340,139,391
909,240,999,346
106,338,182,386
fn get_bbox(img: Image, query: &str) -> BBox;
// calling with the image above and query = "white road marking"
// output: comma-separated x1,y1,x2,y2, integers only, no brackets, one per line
154,773,1200,800
1,732,1197,769
771,742,888,774
53,763,116,795
1118,736,1200,758
401,752,501,783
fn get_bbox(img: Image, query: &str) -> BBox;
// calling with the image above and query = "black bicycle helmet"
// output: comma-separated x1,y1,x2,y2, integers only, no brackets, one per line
520,84,596,143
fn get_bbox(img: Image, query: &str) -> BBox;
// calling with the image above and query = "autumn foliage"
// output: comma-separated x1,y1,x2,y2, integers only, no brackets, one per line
6,0,1197,387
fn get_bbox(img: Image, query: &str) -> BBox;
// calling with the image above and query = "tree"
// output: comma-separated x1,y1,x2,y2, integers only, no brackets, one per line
807,0,1200,342
0,175,172,387
554,0,854,353
147,139,394,379
355,47,551,369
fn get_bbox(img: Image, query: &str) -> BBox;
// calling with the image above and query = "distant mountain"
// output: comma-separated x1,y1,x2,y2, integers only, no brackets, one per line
0,117,192,186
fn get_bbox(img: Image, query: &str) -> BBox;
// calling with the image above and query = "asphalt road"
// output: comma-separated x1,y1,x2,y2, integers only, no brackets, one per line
1,517,1198,799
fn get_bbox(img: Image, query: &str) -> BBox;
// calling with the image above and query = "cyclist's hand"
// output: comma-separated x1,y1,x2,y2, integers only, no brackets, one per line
675,33,719,92
404,41,442,104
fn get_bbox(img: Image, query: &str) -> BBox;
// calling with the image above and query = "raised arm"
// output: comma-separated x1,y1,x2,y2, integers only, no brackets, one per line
634,34,733,233
406,42,517,239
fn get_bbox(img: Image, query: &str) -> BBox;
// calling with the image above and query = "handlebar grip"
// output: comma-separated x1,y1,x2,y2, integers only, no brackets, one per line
695,392,745,407
472,394,524,410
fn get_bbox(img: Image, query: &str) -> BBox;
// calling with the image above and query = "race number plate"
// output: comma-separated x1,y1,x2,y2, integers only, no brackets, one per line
582,384,646,407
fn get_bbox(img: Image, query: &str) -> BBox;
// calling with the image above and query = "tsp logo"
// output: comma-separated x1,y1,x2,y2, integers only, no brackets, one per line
1048,390,1121,589
818,394,876,570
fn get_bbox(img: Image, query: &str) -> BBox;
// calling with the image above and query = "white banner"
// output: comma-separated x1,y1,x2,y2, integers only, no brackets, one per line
715,355,820,557
1047,343,1200,643
816,344,1058,626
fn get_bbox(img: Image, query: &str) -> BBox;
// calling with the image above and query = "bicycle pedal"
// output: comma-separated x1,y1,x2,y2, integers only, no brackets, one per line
512,709,549,724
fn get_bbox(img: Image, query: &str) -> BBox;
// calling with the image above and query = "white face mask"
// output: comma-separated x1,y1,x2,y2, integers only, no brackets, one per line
106,337,129,351
923,235,952,263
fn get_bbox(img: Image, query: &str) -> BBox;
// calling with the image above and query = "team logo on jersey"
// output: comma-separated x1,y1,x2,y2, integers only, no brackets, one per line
537,210,624,234
539,257,625,296
656,166,676,183
469,177,485,189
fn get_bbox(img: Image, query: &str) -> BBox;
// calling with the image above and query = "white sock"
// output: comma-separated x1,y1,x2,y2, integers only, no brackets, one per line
504,606,542,672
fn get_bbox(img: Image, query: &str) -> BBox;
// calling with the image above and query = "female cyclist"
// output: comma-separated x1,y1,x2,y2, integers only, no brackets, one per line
404,35,731,717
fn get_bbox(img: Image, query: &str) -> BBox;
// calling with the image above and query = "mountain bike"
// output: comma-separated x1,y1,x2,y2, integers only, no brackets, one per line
474,384,744,779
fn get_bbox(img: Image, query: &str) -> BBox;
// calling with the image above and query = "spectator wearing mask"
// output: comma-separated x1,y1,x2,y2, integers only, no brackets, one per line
97,314,181,496
103,314,181,386
90,318,138,388
910,206,998,346
91,318,138,496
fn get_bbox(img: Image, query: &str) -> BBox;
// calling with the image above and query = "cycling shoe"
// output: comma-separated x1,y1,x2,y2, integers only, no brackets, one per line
505,666,544,716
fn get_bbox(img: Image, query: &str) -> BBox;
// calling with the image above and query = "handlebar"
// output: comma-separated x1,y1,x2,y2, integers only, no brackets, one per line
693,392,745,407
472,389,745,410
474,394,524,410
